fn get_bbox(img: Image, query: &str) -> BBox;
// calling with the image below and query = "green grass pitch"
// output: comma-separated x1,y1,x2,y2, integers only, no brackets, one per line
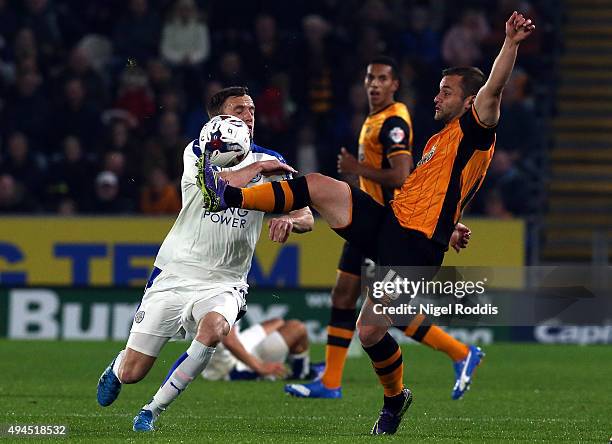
0,340,609,443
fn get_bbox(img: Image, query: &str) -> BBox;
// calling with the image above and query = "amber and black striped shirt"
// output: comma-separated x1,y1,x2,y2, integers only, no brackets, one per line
392,105,495,246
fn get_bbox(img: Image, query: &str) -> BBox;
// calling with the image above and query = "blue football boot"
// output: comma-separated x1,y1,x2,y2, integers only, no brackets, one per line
133,409,156,432
96,358,121,407
452,345,484,400
307,361,326,380
284,379,342,399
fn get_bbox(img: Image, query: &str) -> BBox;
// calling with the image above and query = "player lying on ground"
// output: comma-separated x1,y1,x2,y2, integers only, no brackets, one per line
197,13,535,435
285,56,482,401
202,317,323,381
96,86,313,432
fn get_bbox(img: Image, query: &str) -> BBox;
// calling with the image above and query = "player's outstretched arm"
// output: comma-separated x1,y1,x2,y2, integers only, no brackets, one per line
474,11,535,126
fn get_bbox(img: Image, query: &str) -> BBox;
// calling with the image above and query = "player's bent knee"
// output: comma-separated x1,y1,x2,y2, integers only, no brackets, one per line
195,312,230,346
357,324,386,347
195,327,226,346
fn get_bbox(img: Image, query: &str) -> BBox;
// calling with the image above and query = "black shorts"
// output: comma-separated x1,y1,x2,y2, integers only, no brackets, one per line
333,186,445,267
337,241,367,277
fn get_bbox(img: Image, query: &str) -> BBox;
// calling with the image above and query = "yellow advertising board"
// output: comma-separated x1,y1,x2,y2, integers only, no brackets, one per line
0,217,523,287
442,219,525,267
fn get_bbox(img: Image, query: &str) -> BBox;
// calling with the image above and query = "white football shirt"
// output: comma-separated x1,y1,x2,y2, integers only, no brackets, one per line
154,140,287,286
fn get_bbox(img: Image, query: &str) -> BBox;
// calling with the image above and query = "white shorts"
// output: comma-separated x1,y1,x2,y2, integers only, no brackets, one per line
128,268,247,355
202,323,289,380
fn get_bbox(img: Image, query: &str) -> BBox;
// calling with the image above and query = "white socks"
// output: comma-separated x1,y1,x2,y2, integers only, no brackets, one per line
145,340,215,415
112,350,125,382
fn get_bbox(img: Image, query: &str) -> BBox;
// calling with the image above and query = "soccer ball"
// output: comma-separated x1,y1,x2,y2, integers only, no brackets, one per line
199,115,251,168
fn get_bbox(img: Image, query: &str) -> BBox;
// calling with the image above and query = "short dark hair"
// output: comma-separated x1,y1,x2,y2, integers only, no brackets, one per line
367,56,400,80
442,67,486,98
207,86,250,118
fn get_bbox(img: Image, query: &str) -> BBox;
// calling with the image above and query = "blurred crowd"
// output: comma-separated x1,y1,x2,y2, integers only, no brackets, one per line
0,0,557,216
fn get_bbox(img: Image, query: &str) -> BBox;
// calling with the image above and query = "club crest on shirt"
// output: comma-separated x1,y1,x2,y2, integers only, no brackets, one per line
134,311,145,323
389,127,405,144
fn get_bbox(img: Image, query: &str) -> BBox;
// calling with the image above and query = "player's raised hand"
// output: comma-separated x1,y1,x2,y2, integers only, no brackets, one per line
450,222,471,253
337,147,360,174
259,159,297,177
268,216,293,243
505,11,535,43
